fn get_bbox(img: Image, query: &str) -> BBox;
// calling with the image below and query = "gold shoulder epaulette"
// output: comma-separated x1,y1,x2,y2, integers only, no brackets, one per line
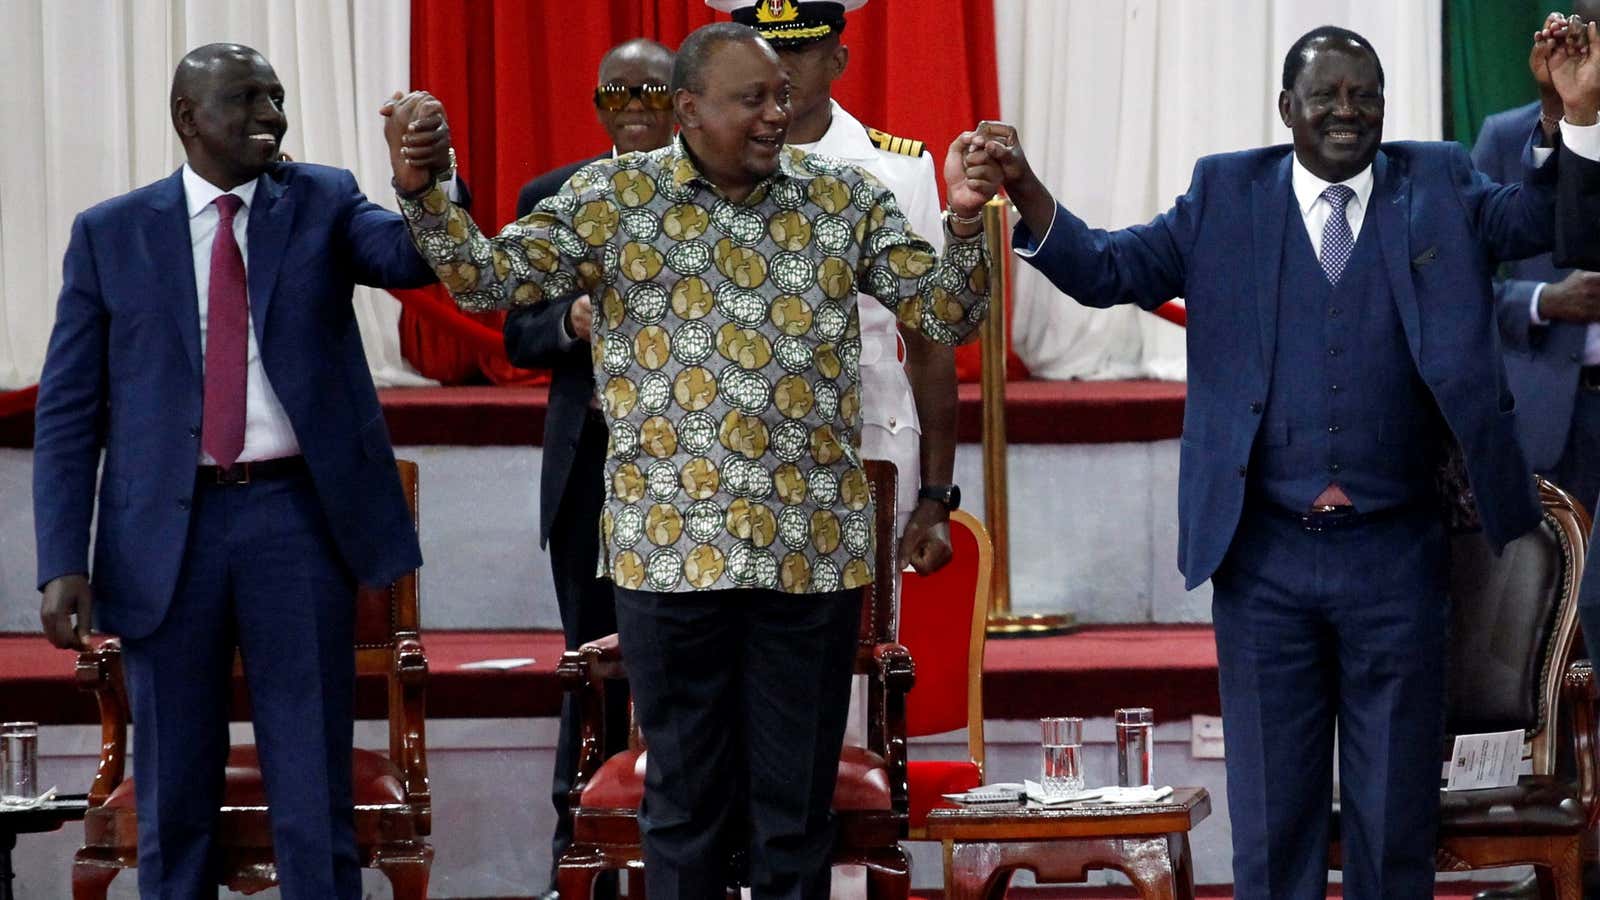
864,126,925,158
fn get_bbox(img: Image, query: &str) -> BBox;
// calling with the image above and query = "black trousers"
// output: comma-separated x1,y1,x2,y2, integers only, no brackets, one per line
613,585,862,900
547,412,631,892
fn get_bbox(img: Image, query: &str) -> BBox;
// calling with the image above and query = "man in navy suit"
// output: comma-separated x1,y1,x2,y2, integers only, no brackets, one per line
1476,3,1600,671
502,36,675,900
971,23,1600,900
32,44,442,899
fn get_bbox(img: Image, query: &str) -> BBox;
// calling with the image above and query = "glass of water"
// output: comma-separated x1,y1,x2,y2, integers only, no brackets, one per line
1,721,39,805
1040,716,1084,798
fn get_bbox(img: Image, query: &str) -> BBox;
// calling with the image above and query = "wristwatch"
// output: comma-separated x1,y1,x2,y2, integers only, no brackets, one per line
918,484,961,511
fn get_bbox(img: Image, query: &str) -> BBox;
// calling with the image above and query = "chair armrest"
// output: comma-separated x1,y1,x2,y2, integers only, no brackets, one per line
391,637,431,834
871,641,915,818
74,638,129,807
1566,659,1600,828
558,643,621,806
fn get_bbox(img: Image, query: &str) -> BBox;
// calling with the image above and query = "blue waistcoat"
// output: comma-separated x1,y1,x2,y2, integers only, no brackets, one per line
1252,204,1443,512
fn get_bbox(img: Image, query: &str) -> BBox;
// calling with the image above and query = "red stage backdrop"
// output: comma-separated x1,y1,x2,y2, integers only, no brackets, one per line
400,0,1025,384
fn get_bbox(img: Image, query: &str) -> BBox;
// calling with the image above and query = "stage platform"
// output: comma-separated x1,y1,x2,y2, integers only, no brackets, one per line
0,379,1187,449
0,624,1222,725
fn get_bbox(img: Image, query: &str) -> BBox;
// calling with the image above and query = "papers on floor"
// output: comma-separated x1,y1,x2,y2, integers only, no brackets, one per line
458,657,536,671
1442,729,1524,791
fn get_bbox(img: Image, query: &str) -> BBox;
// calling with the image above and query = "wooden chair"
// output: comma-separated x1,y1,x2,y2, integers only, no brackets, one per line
555,459,913,898
898,509,993,839
1329,478,1599,898
69,459,432,898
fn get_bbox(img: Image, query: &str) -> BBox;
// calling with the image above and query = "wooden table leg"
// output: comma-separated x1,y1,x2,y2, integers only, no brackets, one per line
0,832,14,900
946,835,1194,900
946,842,1020,900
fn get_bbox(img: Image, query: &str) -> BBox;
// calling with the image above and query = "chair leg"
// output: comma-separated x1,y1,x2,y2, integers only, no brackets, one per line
376,846,433,900
861,848,910,900
557,848,608,900
1537,836,1585,900
70,856,119,900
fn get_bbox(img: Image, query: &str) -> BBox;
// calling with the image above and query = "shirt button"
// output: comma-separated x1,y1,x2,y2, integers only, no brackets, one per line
1236,465,1248,478
189,426,201,438
1250,401,1263,414
1328,347,1341,357
1327,463,1342,474
1329,307,1342,317
888,416,896,429
177,498,191,511
1330,384,1341,393
1328,424,1342,434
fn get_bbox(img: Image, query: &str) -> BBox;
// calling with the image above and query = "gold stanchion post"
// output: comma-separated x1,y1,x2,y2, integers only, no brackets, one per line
980,198,1074,637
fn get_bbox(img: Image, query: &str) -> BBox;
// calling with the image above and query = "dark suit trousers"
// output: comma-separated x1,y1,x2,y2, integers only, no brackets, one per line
613,585,861,900
1211,503,1447,900
1544,389,1600,662
547,410,630,890
121,470,359,900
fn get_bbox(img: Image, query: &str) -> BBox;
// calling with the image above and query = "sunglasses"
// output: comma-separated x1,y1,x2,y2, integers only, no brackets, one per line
593,82,673,112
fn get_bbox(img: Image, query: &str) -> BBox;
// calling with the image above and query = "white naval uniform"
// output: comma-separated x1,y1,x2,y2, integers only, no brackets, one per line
792,100,945,537
794,102,946,765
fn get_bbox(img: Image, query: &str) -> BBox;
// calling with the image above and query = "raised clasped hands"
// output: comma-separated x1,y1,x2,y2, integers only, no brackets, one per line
1539,12,1600,126
945,122,1011,222
380,90,454,192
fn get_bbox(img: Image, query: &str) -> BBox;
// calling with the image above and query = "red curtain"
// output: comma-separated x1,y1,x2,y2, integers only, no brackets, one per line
400,0,1025,384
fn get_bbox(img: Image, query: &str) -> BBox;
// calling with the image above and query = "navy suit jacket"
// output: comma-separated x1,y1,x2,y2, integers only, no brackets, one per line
506,152,608,547
33,164,434,639
1474,101,1589,471
1017,141,1563,588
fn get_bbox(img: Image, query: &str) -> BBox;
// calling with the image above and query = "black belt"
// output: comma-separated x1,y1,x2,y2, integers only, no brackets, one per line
1255,499,1418,533
196,456,309,485
1580,366,1600,391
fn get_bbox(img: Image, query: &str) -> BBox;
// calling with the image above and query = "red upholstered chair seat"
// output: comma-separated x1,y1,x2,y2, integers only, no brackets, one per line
88,746,414,851
579,745,892,812
906,760,982,828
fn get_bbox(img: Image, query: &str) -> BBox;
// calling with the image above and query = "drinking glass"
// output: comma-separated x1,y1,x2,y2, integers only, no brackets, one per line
1040,716,1084,798
1115,707,1155,787
1,721,39,805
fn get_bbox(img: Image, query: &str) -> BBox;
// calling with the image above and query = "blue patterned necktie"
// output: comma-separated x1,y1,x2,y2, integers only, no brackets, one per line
1319,184,1356,285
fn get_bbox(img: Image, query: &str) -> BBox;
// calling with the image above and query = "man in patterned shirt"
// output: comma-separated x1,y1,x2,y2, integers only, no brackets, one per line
383,21,996,899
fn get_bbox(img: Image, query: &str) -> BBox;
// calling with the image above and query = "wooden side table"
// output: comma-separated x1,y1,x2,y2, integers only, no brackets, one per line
923,786,1210,900
0,795,89,900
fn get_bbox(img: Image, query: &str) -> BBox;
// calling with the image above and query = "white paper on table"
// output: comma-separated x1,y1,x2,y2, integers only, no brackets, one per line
0,785,58,809
1442,729,1524,791
457,657,536,671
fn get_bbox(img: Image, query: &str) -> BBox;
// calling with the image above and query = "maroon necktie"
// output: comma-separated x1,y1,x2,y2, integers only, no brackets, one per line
202,194,247,469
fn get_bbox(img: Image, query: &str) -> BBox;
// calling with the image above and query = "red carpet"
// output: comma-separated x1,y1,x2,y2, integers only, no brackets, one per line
0,379,1187,448
0,625,1224,725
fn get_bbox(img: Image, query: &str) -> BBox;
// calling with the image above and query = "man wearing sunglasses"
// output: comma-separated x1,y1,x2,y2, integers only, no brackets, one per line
504,36,675,900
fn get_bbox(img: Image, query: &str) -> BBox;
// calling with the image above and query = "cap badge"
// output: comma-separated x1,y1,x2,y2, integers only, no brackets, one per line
756,0,800,23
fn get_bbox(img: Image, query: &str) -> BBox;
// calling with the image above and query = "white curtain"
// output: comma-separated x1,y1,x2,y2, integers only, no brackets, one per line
995,0,1444,381
0,0,432,391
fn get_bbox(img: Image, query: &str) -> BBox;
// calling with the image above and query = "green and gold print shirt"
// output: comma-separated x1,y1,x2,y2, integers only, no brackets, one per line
397,137,990,594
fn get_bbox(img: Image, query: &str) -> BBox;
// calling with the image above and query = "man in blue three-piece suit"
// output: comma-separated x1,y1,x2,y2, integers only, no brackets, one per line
971,23,1600,900
31,44,445,899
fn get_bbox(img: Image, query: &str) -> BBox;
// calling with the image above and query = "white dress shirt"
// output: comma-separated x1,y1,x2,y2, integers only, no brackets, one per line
182,164,300,464
1290,156,1374,255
